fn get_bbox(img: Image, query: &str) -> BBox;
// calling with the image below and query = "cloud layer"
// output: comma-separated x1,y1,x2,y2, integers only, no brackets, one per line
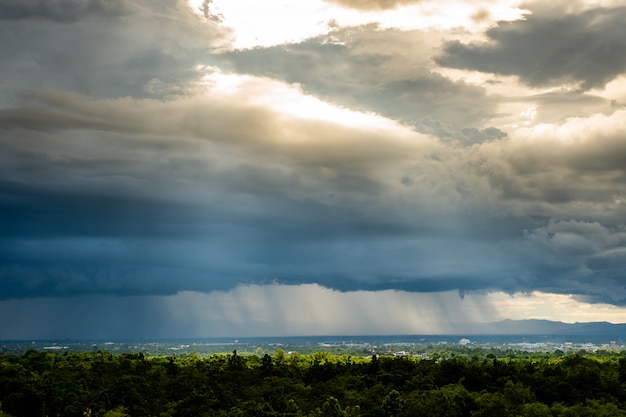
1,0,626,337
2,81,625,303
0,0,135,23
437,5,626,90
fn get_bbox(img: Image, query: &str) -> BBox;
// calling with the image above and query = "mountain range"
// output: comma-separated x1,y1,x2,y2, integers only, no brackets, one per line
461,319,626,336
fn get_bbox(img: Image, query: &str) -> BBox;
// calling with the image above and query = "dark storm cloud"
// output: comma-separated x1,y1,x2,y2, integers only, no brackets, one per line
0,0,134,23
436,6,626,90
0,88,517,300
0,0,224,100
1,0,626,313
515,220,626,305
1,88,625,304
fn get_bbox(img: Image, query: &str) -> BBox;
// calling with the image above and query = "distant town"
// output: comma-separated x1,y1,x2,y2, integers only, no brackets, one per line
3,332,626,358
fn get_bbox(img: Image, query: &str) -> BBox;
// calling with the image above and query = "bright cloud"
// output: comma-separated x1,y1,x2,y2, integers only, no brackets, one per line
188,0,527,49
199,67,406,130
488,291,626,324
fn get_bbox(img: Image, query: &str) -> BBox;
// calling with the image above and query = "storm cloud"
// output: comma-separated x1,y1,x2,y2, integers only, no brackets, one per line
1,0,626,338
0,0,135,23
2,83,626,303
436,5,626,90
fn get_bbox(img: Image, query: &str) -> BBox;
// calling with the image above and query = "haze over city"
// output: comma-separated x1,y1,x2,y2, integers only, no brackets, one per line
1,0,626,340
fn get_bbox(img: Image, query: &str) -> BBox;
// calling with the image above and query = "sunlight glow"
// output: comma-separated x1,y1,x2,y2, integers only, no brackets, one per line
590,74,626,104
199,67,408,131
187,0,528,49
488,291,626,323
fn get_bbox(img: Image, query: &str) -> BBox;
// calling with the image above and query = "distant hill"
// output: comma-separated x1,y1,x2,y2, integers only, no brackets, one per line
459,319,626,336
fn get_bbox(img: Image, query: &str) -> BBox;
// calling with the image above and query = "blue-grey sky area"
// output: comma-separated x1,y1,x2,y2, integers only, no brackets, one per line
1,0,626,339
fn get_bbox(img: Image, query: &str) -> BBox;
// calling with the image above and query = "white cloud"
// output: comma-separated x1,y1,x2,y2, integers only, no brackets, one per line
488,291,626,323
199,68,405,130
187,0,527,49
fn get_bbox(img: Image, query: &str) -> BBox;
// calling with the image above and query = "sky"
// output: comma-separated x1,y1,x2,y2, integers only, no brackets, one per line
1,0,626,340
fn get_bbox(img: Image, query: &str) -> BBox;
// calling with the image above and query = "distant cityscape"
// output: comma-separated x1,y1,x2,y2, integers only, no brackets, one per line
3,335,626,358
3,319,626,356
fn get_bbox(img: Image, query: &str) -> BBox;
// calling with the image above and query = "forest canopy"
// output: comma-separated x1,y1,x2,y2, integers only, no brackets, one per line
2,349,626,416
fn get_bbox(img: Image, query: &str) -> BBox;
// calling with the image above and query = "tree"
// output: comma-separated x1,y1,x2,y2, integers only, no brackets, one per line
228,350,245,370
321,397,345,417
102,406,129,417
0,403,14,417
283,399,303,417
274,349,285,362
503,380,535,414
522,402,552,417
381,390,404,417
262,354,273,375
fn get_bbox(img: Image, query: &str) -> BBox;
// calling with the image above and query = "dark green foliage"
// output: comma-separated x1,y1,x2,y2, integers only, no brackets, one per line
1,350,626,416
381,390,403,417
